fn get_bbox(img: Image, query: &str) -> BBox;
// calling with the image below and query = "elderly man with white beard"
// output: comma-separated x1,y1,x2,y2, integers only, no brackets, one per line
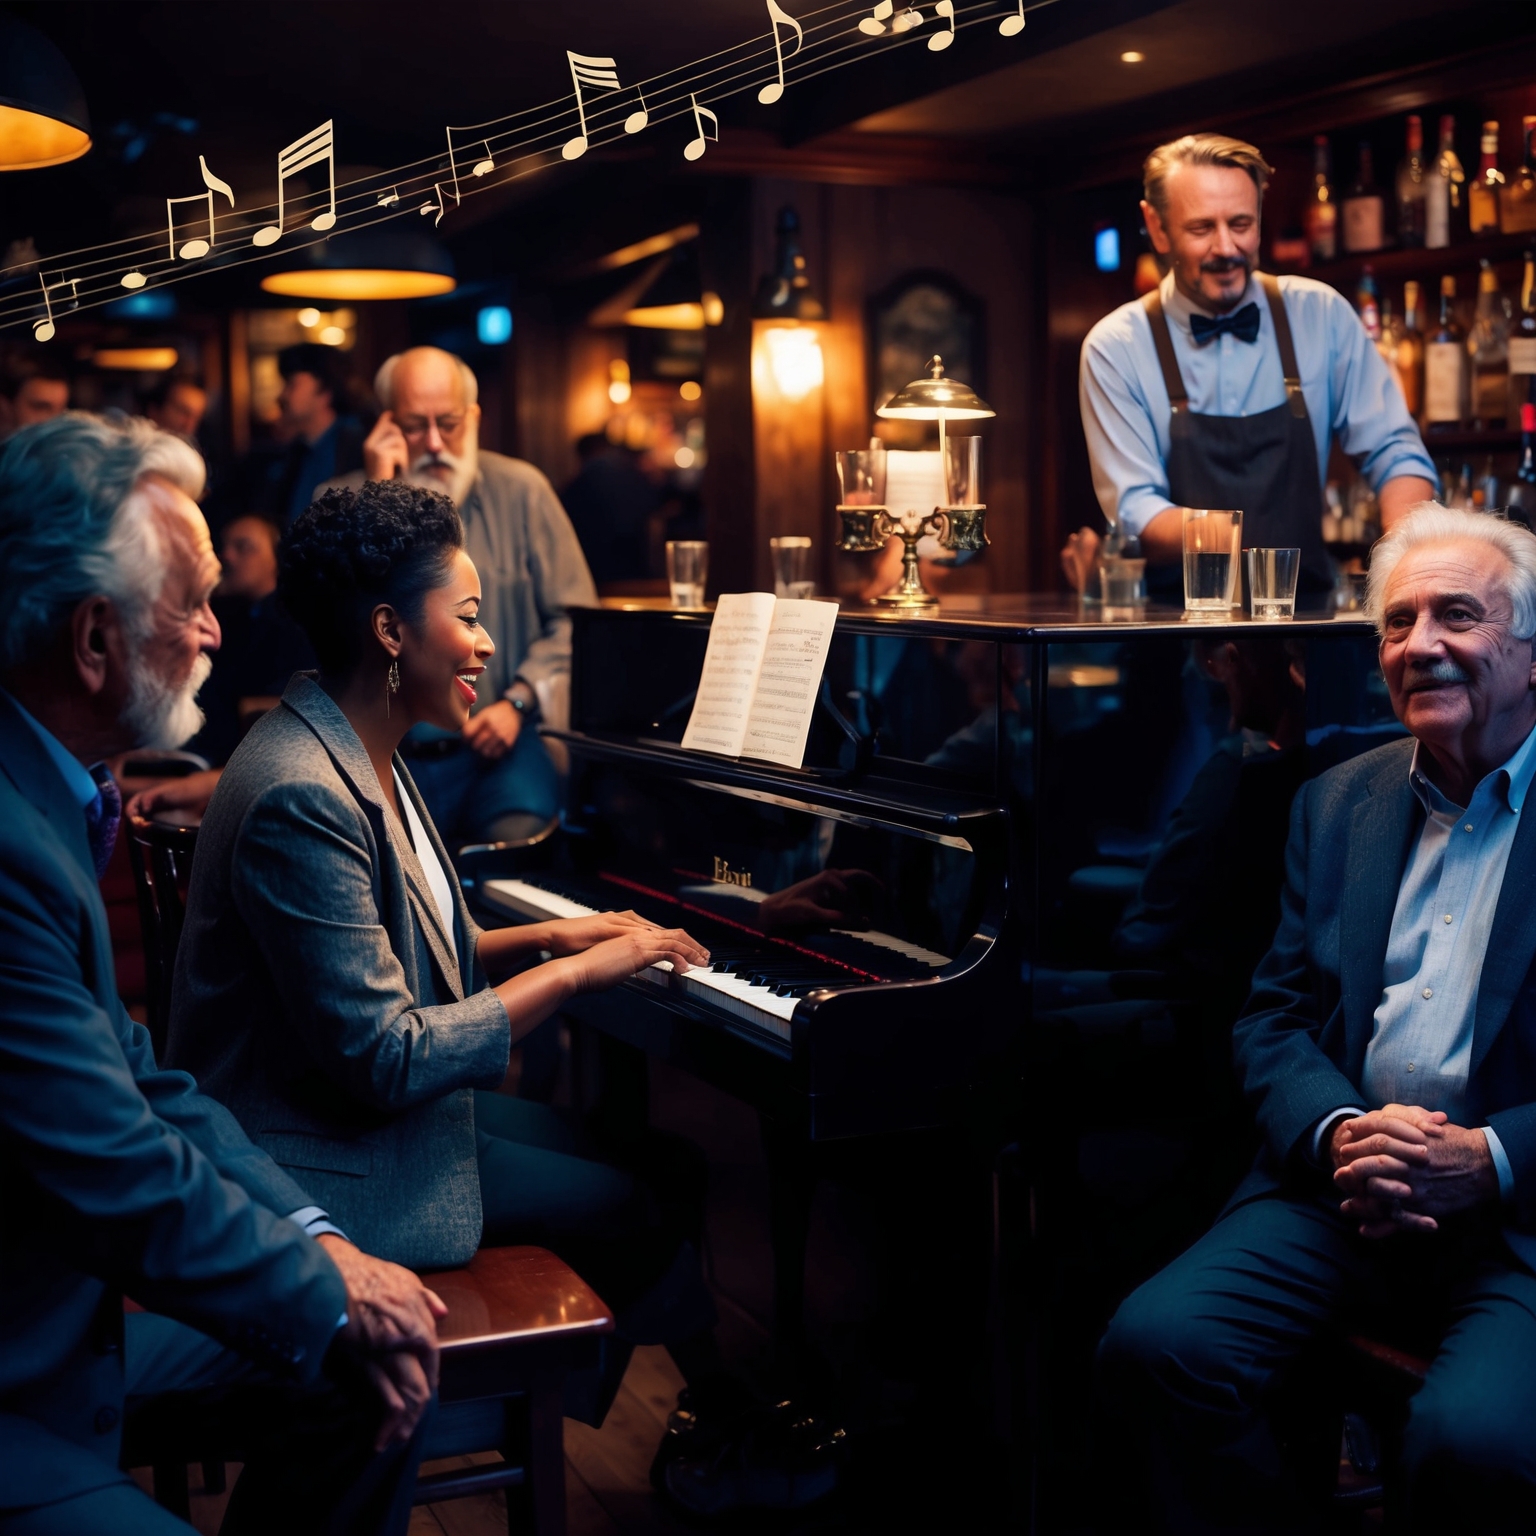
0,413,445,1535
325,346,597,847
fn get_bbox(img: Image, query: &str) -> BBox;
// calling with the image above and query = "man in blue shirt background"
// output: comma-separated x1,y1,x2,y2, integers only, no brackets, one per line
1062,132,1436,601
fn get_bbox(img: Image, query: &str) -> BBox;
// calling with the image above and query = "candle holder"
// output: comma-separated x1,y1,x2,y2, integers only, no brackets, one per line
837,502,990,612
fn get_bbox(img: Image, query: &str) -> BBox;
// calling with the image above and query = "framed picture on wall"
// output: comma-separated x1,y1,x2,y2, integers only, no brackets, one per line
867,270,985,419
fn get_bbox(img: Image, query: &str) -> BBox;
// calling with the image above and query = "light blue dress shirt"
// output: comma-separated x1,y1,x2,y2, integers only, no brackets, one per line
1079,271,1437,538
1316,727,1536,1208
0,688,347,1248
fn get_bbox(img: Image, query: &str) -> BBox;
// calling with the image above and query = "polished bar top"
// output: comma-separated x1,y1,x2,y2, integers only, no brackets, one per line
594,592,1374,643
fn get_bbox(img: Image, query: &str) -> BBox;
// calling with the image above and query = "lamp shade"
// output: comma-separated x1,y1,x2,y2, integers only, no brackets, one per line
624,245,705,329
260,226,456,301
876,355,994,420
0,15,91,171
751,206,824,322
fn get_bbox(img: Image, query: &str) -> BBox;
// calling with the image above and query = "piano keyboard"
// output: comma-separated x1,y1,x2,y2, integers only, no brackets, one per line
482,878,800,1041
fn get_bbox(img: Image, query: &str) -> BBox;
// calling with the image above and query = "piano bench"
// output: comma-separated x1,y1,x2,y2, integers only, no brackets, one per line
417,1245,615,1536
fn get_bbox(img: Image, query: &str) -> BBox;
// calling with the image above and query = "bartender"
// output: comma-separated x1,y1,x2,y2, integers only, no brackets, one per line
1061,132,1435,601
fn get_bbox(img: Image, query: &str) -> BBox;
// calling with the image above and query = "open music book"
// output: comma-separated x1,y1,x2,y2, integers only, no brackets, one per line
680,593,839,768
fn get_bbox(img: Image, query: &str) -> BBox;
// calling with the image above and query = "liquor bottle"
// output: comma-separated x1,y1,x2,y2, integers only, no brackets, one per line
1509,251,1536,423
1471,260,1510,429
1469,121,1504,238
1424,274,1469,428
1503,116,1536,235
1304,135,1338,263
1356,264,1382,341
1342,141,1388,253
1426,114,1465,249
1396,280,1425,420
1396,114,1428,247
1377,295,1398,376
1517,403,1536,500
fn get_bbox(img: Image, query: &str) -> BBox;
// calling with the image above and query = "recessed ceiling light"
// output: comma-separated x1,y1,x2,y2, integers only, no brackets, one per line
1120,49,1145,63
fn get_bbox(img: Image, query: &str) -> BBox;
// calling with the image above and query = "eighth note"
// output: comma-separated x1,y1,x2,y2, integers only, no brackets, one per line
684,95,719,162
999,0,1025,34
32,274,58,342
252,120,337,248
625,89,649,136
563,51,624,161
419,184,446,227
168,155,236,261
928,0,955,49
377,186,401,207
859,1,894,35
758,0,804,105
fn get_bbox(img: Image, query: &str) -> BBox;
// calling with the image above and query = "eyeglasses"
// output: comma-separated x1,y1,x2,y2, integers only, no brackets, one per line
397,413,466,439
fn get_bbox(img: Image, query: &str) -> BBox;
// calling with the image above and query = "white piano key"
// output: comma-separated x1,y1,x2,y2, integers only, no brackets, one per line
482,878,596,922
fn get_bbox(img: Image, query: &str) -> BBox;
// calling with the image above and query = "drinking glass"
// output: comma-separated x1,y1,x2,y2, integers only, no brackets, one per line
1100,556,1146,607
1182,509,1242,613
770,536,815,599
836,447,887,506
1246,547,1301,620
943,435,982,506
666,540,708,609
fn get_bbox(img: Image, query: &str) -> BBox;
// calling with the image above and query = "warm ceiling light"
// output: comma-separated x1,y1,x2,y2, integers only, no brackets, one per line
624,245,706,329
1120,49,1145,63
262,269,455,300
93,347,178,371
761,326,824,401
679,380,702,401
296,307,321,328
317,325,347,346
0,16,92,171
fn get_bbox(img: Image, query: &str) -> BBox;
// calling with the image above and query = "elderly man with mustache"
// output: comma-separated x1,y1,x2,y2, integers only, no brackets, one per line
1095,504,1536,1530
1060,132,1436,604
329,347,596,847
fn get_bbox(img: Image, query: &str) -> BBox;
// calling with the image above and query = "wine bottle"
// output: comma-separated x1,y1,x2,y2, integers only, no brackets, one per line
1397,114,1428,248
1342,141,1388,253
1469,121,1504,238
1426,114,1465,250
1396,280,1426,420
1304,135,1337,263
1472,260,1510,429
1509,251,1536,425
1357,264,1382,341
1424,274,1469,428
1502,116,1536,235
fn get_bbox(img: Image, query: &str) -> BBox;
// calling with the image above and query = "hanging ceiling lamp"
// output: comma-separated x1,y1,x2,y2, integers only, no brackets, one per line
259,226,456,301
750,206,824,323
0,15,91,171
624,244,710,330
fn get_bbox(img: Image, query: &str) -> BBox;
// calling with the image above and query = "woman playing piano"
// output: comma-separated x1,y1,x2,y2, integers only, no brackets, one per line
165,480,835,1513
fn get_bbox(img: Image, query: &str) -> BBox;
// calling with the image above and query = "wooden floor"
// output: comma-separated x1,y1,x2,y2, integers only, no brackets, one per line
134,1344,699,1536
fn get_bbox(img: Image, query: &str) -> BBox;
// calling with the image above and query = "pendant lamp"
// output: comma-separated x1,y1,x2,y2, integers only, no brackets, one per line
0,15,91,171
260,227,456,302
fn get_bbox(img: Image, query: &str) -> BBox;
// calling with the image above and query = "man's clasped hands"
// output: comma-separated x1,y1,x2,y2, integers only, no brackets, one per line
1329,1103,1501,1240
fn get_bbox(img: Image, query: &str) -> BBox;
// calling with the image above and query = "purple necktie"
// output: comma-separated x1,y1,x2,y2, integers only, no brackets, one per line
85,764,122,878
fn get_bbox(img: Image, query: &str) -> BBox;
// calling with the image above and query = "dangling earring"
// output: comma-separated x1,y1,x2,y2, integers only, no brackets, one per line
386,659,400,716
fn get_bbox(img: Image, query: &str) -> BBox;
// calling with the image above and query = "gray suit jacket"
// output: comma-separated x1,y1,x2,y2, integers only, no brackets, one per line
166,675,511,1269
0,690,345,1510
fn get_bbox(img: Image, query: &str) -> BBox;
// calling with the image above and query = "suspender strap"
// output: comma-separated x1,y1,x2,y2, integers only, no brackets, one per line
1141,286,1188,411
1257,270,1308,420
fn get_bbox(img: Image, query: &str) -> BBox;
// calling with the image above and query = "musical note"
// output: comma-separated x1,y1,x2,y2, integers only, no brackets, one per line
252,120,337,248
419,184,446,227
167,155,235,261
625,89,649,135
859,1,893,35
999,0,1025,35
121,269,147,290
32,274,59,342
928,0,955,49
377,186,400,207
892,6,923,31
563,52,624,160
472,140,495,176
758,0,804,104
683,95,719,162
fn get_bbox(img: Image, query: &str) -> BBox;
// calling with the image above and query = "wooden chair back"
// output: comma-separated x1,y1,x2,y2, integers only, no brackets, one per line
124,813,199,1058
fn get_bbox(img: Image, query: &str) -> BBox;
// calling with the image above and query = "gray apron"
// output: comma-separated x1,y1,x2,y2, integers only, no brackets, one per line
1142,271,1333,603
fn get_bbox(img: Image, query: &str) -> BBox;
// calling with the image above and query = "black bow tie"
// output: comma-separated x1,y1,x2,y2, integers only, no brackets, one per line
1189,302,1261,346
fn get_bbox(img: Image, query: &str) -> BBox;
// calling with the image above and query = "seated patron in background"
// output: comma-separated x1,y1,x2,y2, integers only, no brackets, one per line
166,480,826,1514
561,432,661,586
0,414,442,1536
1098,505,1536,1530
1060,132,1435,601
0,352,69,440
143,376,209,446
323,346,597,846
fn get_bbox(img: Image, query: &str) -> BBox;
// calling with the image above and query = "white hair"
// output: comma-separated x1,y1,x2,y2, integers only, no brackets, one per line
374,347,479,411
1366,502,1536,641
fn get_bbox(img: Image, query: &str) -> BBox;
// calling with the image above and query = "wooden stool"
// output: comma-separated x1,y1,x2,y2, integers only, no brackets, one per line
419,1245,614,1535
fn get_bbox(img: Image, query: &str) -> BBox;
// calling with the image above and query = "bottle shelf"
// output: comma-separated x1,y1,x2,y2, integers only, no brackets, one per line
1272,231,1536,288
1419,427,1522,453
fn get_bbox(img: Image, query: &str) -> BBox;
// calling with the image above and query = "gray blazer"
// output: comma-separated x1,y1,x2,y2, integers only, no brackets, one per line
166,675,511,1269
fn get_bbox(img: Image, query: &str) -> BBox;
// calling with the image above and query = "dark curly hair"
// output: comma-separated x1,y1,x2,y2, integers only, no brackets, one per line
280,479,463,676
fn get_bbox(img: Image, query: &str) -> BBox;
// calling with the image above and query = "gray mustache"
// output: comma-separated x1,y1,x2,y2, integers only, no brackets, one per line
1201,257,1250,274
1403,659,1470,687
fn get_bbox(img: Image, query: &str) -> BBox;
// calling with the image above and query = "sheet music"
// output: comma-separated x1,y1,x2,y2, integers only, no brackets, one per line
681,592,776,758
741,599,838,769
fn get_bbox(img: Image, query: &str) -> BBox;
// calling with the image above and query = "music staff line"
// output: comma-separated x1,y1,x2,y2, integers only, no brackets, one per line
0,0,1055,335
